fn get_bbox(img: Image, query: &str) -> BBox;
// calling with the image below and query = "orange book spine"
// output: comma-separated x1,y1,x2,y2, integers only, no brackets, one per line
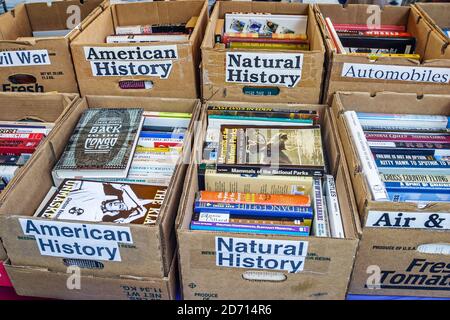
198,191,311,206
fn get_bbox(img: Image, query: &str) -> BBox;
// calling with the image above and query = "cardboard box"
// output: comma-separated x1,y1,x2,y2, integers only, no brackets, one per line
201,2,326,104
0,92,79,261
0,0,105,93
414,3,450,60
0,95,201,281
70,1,208,98
0,261,12,287
5,257,177,300
315,4,450,104
176,101,360,300
331,91,450,298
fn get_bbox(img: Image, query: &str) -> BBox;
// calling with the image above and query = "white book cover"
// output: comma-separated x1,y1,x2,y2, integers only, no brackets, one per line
312,177,330,237
323,175,344,238
344,111,389,201
224,13,308,35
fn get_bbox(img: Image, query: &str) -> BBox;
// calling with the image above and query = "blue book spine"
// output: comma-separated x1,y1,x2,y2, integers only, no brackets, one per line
139,131,185,139
375,159,450,171
384,181,450,194
190,222,310,236
389,192,450,202
194,201,313,219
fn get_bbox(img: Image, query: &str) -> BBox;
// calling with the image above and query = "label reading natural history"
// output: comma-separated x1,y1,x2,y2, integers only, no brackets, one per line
19,219,133,261
226,52,303,88
0,50,51,67
366,211,450,230
215,236,308,273
84,45,178,79
341,63,450,83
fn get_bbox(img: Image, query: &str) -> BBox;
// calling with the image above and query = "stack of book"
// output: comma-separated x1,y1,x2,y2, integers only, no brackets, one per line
191,105,346,238
344,111,450,203
35,108,191,225
0,121,53,193
214,12,310,51
106,16,198,43
325,19,420,60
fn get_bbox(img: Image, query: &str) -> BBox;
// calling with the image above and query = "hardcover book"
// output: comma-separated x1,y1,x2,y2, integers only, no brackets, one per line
36,179,167,225
217,125,325,176
53,108,144,182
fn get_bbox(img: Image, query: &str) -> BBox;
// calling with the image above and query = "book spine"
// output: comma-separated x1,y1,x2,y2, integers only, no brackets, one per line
201,168,313,195
207,105,318,116
236,128,246,165
229,42,309,50
215,164,324,177
384,182,450,194
198,191,310,206
373,153,435,161
0,133,45,140
324,175,345,238
138,137,183,148
226,128,238,164
194,201,313,219
190,221,310,236
312,177,330,237
375,159,450,170
365,132,450,143
208,115,313,124
139,131,185,139
389,192,450,203
194,211,312,226
370,147,450,157
208,110,319,121
0,127,49,135
333,24,406,32
381,173,450,184
343,111,388,201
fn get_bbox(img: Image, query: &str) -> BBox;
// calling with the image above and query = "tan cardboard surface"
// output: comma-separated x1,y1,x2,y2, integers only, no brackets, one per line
350,228,450,297
201,2,325,104
331,91,450,297
0,0,104,93
315,4,450,104
0,96,201,279
71,1,207,98
177,102,359,300
6,256,177,300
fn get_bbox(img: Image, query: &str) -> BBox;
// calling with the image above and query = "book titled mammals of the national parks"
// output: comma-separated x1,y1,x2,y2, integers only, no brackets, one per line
53,108,144,182
217,125,325,176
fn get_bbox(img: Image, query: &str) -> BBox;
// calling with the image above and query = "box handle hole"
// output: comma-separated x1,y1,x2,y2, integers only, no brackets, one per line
242,270,287,282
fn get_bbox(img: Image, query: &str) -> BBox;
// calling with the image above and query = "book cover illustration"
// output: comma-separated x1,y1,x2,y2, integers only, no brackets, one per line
37,179,167,225
55,108,144,171
218,126,325,176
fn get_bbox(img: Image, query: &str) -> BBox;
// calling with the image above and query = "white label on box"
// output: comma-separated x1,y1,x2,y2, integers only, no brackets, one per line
366,211,450,230
19,219,133,261
225,52,303,88
84,46,178,61
84,46,178,78
0,50,50,67
88,60,173,79
341,63,450,84
215,236,308,273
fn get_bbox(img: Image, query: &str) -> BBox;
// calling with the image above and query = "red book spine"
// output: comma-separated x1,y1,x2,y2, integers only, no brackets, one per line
153,141,183,148
0,133,45,140
0,139,41,155
337,30,412,37
333,24,406,32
